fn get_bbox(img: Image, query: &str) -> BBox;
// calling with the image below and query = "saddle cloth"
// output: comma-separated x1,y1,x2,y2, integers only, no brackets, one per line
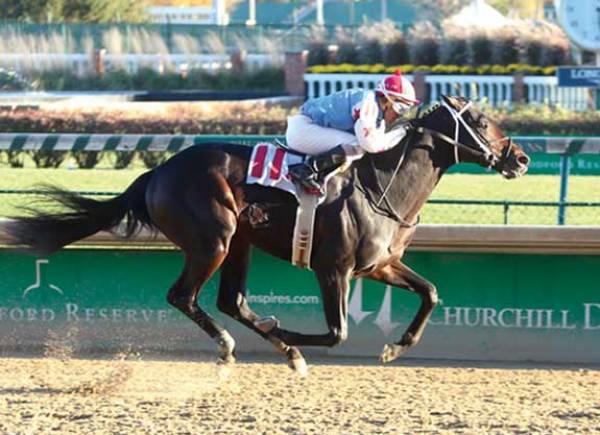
246,142,304,197
245,142,322,270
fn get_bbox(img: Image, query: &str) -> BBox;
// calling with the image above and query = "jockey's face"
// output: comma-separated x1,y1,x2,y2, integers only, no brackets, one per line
378,94,411,124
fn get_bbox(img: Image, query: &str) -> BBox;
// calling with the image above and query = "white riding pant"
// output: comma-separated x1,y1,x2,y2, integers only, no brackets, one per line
285,115,365,160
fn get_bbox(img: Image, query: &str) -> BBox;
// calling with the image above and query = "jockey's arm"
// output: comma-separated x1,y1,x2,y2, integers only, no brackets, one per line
354,92,409,153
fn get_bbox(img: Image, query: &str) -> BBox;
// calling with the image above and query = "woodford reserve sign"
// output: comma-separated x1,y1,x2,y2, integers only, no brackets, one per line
0,249,598,363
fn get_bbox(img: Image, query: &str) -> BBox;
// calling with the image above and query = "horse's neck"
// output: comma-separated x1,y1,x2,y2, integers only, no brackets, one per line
394,151,445,223
365,140,451,224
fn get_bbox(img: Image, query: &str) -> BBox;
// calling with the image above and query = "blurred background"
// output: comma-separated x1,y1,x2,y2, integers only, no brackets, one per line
0,0,597,225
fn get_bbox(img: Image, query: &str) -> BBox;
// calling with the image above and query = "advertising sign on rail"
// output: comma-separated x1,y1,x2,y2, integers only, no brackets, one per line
0,249,598,363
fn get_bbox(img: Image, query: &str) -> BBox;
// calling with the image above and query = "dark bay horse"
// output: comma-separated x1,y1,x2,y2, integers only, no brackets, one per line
2,95,530,373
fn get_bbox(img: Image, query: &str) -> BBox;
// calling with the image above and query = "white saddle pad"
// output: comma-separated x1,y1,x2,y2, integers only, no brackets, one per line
246,142,304,197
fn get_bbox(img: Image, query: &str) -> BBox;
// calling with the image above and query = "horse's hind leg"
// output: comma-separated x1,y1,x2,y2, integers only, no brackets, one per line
151,171,239,364
259,267,352,348
216,233,307,374
167,247,236,364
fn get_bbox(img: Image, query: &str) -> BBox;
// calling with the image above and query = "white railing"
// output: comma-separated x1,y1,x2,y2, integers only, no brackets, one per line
304,73,590,110
0,53,281,74
106,54,233,73
0,54,90,75
523,76,589,111
427,75,513,106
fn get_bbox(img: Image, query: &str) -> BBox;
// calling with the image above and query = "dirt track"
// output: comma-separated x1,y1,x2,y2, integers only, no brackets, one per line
0,355,598,434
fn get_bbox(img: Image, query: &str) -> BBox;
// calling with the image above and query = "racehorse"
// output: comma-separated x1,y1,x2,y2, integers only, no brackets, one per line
1,95,530,374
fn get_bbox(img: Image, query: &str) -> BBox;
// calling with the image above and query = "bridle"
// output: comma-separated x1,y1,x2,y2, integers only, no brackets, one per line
364,99,514,225
417,100,513,169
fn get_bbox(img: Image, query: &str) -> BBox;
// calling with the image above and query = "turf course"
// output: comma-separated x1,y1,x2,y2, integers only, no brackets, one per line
1,166,598,225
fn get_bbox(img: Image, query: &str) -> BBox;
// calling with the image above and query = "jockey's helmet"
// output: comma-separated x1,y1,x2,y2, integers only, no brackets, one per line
376,70,420,114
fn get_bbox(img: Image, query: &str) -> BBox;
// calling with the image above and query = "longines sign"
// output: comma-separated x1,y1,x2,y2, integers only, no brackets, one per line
557,66,600,87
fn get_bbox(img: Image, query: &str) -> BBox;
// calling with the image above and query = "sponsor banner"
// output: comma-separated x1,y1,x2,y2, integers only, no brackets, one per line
557,67,600,87
0,249,598,363
449,153,600,175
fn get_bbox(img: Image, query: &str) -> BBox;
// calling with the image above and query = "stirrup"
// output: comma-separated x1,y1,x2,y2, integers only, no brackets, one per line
289,163,324,195
299,178,325,196
290,172,324,195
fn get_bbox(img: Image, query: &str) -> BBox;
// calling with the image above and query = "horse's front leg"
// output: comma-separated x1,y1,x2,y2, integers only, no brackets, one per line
264,267,352,348
216,232,307,374
366,261,439,363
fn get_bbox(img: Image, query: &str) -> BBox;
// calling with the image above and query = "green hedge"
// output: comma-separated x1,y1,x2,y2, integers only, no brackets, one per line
492,105,600,136
0,109,288,136
307,64,557,76
0,150,169,170
2,105,600,139
3,104,600,170
1,67,285,92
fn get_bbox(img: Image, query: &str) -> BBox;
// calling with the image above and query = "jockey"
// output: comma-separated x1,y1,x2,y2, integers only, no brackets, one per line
286,70,420,193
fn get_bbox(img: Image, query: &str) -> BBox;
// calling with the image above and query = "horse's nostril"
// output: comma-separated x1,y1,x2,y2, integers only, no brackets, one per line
517,154,530,166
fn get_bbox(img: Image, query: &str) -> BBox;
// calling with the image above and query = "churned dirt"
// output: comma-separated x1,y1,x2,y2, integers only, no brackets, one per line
0,353,598,435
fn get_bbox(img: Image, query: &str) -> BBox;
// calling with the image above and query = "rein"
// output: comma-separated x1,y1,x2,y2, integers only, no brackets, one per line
356,129,418,228
356,98,511,227
418,100,512,169
415,126,494,162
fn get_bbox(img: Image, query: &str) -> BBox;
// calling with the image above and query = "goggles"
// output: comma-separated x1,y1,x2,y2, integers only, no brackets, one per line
384,93,412,115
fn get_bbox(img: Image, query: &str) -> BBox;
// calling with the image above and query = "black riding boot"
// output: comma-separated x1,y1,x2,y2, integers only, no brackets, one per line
288,145,347,194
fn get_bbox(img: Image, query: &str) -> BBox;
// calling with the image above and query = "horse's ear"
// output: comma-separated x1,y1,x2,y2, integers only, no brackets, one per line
441,94,456,108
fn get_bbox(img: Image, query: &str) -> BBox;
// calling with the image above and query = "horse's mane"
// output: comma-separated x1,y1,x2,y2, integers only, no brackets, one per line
412,101,443,131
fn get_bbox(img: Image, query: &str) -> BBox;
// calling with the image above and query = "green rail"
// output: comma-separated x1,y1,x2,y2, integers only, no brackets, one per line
0,134,281,152
2,133,599,225
1,133,600,155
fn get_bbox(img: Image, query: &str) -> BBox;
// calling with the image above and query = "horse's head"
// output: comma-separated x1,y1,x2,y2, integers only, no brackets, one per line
423,95,530,179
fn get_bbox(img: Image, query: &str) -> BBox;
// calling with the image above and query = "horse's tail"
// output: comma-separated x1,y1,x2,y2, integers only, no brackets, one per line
1,170,156,255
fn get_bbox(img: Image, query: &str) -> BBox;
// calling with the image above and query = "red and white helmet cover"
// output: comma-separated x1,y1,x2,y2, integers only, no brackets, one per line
376,70,420,105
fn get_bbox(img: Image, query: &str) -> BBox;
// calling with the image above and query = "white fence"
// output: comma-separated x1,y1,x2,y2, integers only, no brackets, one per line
304,73,590,110
523,76,588,111
427,75,514,106
0,53,281,74
305,73,391,98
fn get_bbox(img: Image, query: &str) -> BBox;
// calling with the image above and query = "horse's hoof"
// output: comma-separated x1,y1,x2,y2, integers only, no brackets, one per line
285,346,308,377
216,362,233,381
217,353,236,365
254,316,280,333
287,356,308,377
217,331,236,364
380,343,405,364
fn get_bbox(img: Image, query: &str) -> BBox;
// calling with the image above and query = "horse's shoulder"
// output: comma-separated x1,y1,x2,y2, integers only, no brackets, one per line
388,226,416,254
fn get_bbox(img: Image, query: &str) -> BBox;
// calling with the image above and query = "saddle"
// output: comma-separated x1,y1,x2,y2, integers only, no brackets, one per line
246,142,332,269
